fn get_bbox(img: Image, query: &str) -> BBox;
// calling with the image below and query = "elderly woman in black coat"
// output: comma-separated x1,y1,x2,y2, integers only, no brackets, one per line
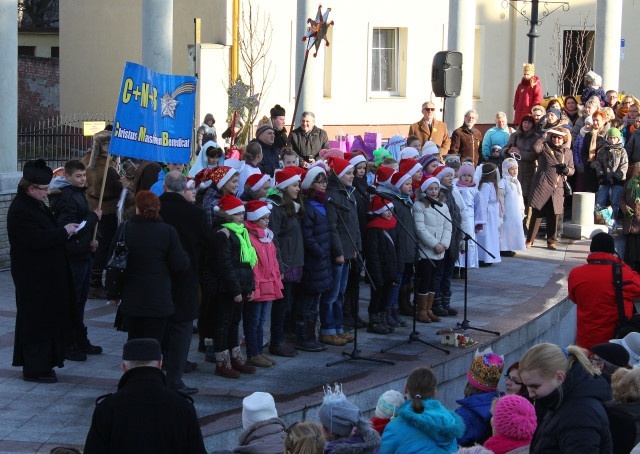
112,190,189,343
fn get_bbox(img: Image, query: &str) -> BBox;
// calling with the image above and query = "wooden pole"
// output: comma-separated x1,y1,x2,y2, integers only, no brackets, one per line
92,152,111,242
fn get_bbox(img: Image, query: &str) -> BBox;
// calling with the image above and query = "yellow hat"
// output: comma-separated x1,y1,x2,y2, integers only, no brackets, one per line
523,63,534,75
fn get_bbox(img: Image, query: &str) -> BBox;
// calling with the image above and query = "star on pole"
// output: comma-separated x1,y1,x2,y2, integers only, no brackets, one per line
302,5,334,57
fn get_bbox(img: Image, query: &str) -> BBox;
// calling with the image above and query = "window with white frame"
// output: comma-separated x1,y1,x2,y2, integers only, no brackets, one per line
371,28,398,94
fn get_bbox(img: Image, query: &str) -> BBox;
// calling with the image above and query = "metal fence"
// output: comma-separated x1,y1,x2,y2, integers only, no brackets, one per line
18,113,113,171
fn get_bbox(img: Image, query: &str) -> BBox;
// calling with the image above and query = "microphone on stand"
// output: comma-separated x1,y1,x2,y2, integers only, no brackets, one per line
420,194,444,207
366,186,400,202
326,197,350,212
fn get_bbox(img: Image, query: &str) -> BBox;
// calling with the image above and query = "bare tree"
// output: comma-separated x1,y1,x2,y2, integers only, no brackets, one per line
227,1,274,146
549,13,594,97
18,0,57,28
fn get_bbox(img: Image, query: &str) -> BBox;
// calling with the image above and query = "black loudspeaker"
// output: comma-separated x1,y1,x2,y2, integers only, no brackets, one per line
432,51,463,98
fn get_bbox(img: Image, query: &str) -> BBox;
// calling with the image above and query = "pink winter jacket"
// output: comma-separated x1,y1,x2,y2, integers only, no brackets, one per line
246,221,284,302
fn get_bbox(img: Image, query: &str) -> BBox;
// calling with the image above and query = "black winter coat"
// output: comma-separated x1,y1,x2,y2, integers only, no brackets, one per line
255,139,282,177
580,131,608,193
114,215,190,318
352,176,370,251
266,193,304,274
365,226,398,287
300,199,332,294
159,192,213,321
388,193,417,267
326,174,362,261
289,126,330,162
50,183,100,261
274,127,288,150
529,362,613,454
208,225,255,297
84,366,206,454
8,188,73,366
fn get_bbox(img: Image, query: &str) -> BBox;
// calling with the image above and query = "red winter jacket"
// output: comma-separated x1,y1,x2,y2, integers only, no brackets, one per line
568,252,640,351
513,76,543,126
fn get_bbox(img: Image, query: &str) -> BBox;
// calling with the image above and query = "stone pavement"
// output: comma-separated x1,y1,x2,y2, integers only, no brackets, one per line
0,237,590,453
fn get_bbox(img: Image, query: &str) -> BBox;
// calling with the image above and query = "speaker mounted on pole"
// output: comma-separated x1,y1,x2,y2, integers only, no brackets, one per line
432,51,463,98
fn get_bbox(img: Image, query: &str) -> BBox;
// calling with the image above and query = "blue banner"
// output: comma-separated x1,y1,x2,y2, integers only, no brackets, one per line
110,62,197,164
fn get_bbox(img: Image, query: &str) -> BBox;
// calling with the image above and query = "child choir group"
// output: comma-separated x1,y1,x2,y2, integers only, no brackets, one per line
193,133,527,377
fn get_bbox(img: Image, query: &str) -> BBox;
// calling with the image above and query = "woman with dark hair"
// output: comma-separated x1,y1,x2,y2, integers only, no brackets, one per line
504,361,531,401
563,96,581,126
580,110,609,193
526,127,574,250
111,190,189,342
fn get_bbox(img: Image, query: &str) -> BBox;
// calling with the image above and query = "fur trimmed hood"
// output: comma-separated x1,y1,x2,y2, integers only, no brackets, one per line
89,130,112,169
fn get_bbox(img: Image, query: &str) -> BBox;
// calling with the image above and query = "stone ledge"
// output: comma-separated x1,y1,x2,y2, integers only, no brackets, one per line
562,222,608,240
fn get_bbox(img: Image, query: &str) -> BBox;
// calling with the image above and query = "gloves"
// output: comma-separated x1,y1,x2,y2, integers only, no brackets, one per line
575,163,584,174
556,163,569,175
599,175,612,186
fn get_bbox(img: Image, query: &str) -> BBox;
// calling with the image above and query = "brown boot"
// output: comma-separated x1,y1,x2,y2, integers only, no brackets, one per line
426,293,441,322
230,346,256,374
214,350,240,378
416,294,431,323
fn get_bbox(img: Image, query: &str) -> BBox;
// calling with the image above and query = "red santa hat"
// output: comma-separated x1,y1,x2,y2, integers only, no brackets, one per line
398,158,422,177
301,164,327,190
370,195,393,215
345,151,367,168
245,200,272,221
327,157,354,178
186,177,196,190
374,165,396,188
245,173,271,192
194,168,217,189
214,194,245,215
390,171,412,190
209,165,238,190
274,167,301,189
420,175,441,193
433,165,455,181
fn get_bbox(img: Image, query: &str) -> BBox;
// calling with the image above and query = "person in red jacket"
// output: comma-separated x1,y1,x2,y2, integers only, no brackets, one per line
568,232,640,351
513,63,543,126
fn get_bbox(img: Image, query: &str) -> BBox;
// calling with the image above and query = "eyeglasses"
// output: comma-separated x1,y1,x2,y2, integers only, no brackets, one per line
624,101,634,105
423,108,436,112
504,374,523,385
313,180,328,185
31,185,49,192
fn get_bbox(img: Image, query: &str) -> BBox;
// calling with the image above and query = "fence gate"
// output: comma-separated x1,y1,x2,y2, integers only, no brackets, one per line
18,113,113,171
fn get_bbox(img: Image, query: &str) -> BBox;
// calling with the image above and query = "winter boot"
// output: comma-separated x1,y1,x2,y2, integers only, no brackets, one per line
87,269,107,300
385,309,401,328
295,318,325,352
389,307,408,327
426,294,441,322
441,293,458,316
416,294,431,323
379,311,395,334
77,326,103,355
307,317,327,351
230,346,256,374
430,294,448,319
398,285,414,316
367,313,391,334
65,342,87,362
214,350,240,378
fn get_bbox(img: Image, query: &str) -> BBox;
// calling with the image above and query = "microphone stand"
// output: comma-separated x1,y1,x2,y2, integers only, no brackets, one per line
379,196,449,355
431,202,500,336
326,207,394,367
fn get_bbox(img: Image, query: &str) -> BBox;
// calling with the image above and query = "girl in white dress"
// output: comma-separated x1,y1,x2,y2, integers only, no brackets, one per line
474,163,502,266
455,163,479,272
498,158,526,256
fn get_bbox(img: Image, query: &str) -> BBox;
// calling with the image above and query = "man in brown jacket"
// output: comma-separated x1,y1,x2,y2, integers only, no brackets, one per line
449,109,483,166
408,101,451,158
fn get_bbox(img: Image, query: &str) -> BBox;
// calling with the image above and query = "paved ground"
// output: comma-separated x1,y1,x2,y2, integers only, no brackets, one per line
0,235,591,453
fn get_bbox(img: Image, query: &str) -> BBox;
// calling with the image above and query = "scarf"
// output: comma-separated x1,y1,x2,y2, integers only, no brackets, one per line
441,186,463,258
629,175,640,203
456,179,476,188
484,434,531,454
222,222,258,267
588,129,602,162
245,221,275,243
366,216,397,231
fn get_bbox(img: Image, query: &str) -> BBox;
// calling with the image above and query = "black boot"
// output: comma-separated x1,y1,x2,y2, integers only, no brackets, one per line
389,307,408,327
295,318,325,352
441,293,458,316
367,313,390,335
431,294,449,317
379,311,395,334
77,326,103,354
88,269,107,300
65,342,87,362
398,285,414,316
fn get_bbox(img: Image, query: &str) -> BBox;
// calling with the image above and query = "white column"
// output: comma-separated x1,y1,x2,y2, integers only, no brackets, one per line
294,0,324,128
594,0,622,91
0,0,18,173
445,0,476,130
142,0,173,74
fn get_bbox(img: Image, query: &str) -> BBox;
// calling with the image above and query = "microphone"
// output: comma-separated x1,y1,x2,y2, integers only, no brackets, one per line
326,197,349,212
421,194,443,207
366,186,399,202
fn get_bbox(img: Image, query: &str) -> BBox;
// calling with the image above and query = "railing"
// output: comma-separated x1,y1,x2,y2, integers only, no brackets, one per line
18,113,113,170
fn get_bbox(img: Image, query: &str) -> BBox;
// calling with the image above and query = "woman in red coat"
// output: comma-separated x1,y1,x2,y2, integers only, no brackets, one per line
513,63,543,126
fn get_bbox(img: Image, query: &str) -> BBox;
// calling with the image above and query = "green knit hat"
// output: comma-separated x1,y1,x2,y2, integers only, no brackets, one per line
607,128,622,139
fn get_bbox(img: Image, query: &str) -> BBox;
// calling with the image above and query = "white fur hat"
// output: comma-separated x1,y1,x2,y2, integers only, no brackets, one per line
242,392,278,430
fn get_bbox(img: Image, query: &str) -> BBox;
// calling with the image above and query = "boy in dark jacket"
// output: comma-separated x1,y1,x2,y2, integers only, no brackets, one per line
50,160,102,361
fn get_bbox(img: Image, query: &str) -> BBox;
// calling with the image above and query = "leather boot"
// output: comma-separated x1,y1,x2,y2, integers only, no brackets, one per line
389,307,408,327
416,294,431,323
214,350,240,378
442,293,458,316
380,311,395,333
230,346,256,374
427,294,442,322
398,285,414,316
367,313,390,334
77,326,103,354
385,309,401,328
295,318,325,352
431,294,448,318
307,317,327,351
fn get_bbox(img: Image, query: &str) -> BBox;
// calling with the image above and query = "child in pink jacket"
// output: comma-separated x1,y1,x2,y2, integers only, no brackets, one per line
243,200,283,368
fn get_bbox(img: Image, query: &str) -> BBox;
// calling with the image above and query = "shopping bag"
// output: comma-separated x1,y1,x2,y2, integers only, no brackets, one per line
329,139,347,152
364,131,382,154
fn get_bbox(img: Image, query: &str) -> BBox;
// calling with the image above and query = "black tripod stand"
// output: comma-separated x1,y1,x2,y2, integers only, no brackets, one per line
379,195,449,355
430,203,500,336
327,206,394,367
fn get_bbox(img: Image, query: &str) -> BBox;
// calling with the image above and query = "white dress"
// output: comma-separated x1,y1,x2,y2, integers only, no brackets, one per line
498,176,526,251
455,185,479,269
474,183,502,264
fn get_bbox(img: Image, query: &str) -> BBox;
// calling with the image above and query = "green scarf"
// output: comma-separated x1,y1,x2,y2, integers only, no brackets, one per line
222,222,258,268
630,175,640,204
